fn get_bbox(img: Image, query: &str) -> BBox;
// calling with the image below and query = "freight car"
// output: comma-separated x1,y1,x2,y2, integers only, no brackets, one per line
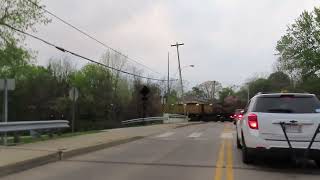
164,101,233,122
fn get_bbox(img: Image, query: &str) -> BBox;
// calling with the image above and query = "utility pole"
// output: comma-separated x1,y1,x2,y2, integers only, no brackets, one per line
212,80,216,103
171,42,184,101
247,84,250,103
72,89,76,133
167,52,170,95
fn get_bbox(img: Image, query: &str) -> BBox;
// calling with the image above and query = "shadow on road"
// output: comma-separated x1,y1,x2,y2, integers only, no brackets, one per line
244,157,320,175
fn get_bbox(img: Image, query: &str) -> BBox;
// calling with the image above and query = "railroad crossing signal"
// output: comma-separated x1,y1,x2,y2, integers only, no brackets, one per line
140,86,150,124
140,86,150,97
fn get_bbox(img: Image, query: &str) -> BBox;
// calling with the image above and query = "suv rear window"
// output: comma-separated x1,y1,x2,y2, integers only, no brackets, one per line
253,96,320,113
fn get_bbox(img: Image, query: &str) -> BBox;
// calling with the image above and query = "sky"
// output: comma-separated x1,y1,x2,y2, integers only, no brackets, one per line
26,0,320,89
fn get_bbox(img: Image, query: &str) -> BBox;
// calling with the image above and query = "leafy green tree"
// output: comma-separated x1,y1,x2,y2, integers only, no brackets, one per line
71,64,113,123
0,41,31,78
235,87,248,103
276,8,320,79
218,87,235,103
0,0,50,80
11,65,62,120
295,77,320,96
248,78,271,97
166,90,179,105
268,71,291,91
0,0,50,45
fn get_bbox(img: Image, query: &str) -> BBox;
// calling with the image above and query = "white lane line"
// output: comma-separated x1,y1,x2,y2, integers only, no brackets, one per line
220,132,233,139
188,132,203,138
156,132,175,138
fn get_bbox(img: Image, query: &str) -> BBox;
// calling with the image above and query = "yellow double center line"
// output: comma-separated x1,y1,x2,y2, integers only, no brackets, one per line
214,125,234,180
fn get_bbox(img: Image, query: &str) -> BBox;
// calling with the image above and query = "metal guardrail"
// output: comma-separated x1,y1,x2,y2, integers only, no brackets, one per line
122,114,188,125
0,120,69,133
168,114,188,119
122,117,166,125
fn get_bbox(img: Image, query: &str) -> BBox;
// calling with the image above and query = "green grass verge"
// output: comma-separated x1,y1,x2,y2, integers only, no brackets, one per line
4,130,101,145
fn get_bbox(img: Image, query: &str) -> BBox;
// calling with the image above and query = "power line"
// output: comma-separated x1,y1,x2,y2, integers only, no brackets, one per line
2,23,175,82
24,0,163,76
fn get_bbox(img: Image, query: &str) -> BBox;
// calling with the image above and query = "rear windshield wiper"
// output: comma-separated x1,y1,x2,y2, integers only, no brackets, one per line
267,108,293,113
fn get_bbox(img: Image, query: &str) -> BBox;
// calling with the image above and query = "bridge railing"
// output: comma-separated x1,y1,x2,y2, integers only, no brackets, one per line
122,114,189,126
0,120,70,146
0,120,69,133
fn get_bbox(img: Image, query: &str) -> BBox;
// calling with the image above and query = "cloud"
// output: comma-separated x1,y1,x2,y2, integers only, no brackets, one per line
26,0,320,88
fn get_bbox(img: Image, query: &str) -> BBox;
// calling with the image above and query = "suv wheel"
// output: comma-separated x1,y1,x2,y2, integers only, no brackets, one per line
241,134,253,164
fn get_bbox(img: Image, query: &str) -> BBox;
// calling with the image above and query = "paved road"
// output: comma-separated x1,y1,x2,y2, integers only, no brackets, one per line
2,122,320,180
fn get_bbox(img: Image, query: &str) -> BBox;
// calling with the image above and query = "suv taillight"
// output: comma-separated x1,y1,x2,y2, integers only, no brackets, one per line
248,113,258,129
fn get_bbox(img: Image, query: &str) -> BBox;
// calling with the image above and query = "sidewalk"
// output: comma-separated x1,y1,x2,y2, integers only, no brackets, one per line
0,122,201,177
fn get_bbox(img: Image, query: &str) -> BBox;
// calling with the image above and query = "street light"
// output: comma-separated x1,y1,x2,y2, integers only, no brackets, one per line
173,65,195,78
182,64,195,69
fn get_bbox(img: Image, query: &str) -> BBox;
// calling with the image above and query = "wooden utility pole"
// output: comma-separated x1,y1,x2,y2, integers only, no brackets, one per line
167,52,170,95
171,42,184,101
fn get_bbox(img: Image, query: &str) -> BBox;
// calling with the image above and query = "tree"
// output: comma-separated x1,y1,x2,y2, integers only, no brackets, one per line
100,51,127,100
47,57,76,82
250,78,271,95
268,71,291,91
10,65,62,120
198,80,222,102
0,0,50,45
219,87,235,103
0,41,31,78
0,0,50,78
70,64,114,130
184,87,206,100
276,8,320,79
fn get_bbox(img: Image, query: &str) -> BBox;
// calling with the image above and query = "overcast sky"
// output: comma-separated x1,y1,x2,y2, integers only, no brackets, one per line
26,0,320,89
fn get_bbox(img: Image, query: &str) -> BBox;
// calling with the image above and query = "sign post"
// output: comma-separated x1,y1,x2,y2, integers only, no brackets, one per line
69,87,79,133
0,79,15,145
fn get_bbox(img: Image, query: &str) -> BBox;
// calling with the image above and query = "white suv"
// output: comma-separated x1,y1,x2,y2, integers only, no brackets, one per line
236,93,320,165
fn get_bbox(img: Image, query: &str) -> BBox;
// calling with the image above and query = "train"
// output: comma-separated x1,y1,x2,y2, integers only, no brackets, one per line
163,101,234,122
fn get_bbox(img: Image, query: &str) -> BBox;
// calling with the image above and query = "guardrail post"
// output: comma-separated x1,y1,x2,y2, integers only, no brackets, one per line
57,148,66,160
13,132,20,144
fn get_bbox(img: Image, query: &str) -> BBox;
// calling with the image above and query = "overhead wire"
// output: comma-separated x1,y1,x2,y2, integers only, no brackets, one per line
2,23,176,82
24,0,163,76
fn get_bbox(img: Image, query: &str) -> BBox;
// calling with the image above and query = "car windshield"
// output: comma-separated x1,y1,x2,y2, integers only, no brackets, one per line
253,96,320,113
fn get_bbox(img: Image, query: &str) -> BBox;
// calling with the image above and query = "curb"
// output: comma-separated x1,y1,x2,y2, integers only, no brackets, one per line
62,136,144,159
0,136,144,178
0,153,58,177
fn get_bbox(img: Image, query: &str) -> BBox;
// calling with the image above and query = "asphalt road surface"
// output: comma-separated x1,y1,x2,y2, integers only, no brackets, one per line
2,122,320,180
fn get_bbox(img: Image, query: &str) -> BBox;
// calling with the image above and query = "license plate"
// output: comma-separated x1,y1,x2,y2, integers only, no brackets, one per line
285,124,302,133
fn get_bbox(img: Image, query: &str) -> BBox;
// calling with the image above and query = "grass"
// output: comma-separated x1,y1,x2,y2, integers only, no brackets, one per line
3,130,101,145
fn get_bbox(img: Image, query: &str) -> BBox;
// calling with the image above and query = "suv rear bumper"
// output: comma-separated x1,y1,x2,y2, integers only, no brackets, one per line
243,129,320,150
